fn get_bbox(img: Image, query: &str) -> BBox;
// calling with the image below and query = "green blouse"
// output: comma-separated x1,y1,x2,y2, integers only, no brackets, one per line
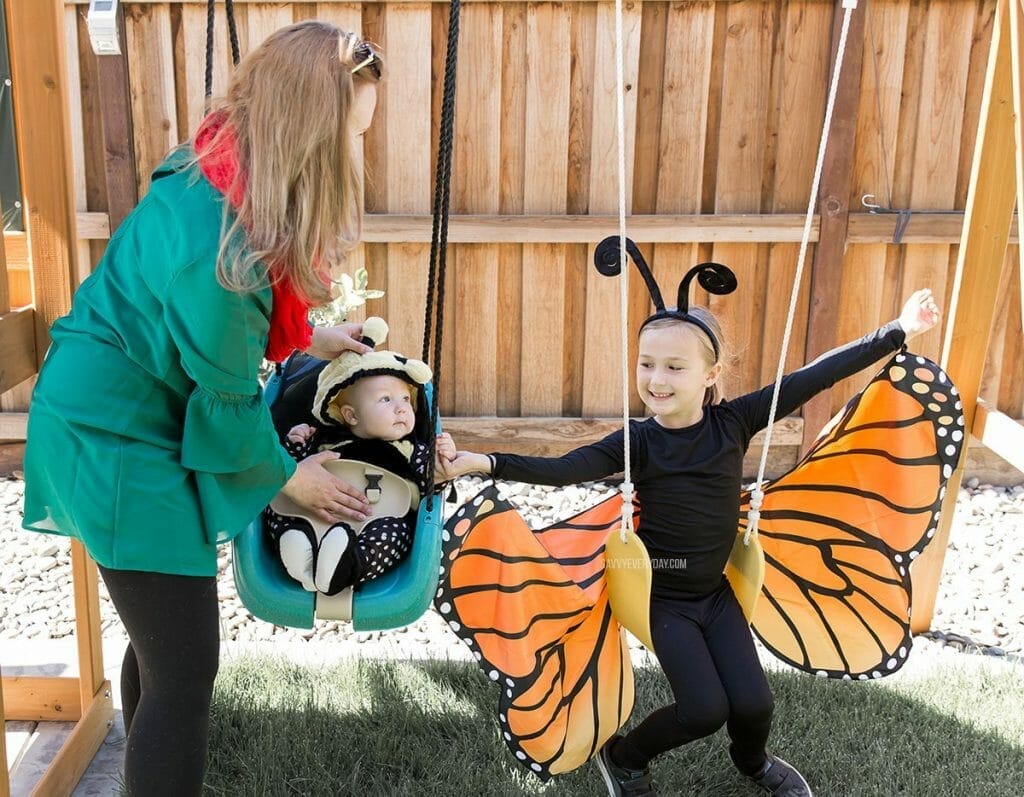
21,149,297,576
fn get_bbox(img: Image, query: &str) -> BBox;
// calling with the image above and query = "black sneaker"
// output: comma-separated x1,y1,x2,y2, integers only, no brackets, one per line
594,736,658,796
748,754,813,797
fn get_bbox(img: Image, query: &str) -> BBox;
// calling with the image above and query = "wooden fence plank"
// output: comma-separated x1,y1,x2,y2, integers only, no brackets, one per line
177,4,231,138
831,243,887,413
125,3,177,195
520,3,570,416
381,4,432,358
64,7,98,288
631,0,665,217
800,0,864,448
238,3,293,54
496,2,525,417
451,3,503,415
712,1,774,394
581,1,641,417
656,2,713,215
852,0,909,210
901,1,977,361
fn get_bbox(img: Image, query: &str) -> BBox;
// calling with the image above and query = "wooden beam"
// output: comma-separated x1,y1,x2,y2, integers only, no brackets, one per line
1013,0,1024,337
1,676,83,722
71,541,105,702
0,307,37,394
911,0,1018,633
0,201,8,316
971,400,1024,474
27,683,113,797
5,0,80,362
801,0,866,453
64,0,766,4
3,212,1022,257
0,411,28,440
442,416,804,457
94,4,138,233
0,668,8,797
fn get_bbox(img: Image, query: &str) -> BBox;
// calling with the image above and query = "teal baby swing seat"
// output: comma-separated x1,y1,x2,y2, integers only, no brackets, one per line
232,363,444,631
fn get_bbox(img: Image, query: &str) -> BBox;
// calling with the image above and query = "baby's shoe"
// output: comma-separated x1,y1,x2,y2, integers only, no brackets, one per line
276,518,318,592
747,754,813,797
315,523,360,595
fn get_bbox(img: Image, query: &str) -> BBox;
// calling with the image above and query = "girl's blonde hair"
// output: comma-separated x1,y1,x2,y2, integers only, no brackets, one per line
199,21,381,305
641,307,727,406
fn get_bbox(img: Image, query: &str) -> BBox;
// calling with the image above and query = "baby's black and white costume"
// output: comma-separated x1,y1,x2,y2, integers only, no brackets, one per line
262,315,435,597
264,428,431,595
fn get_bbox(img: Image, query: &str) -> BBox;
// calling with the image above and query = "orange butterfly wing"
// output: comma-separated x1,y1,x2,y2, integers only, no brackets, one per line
744,353,964,679
436,487,633,779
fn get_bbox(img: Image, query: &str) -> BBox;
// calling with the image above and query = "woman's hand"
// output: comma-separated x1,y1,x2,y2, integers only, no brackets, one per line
280,450,371,523
305,323,373,361
898,288,941,340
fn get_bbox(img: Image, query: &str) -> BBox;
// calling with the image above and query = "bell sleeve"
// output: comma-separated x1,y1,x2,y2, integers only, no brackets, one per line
164,259,297,545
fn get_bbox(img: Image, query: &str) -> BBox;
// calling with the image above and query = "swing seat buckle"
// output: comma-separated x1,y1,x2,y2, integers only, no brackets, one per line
364,468,385,504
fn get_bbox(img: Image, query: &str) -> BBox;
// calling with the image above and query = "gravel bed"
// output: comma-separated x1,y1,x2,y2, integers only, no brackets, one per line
1,474,1022,663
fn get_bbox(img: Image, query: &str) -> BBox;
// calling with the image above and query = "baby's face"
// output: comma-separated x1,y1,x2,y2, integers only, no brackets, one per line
344,375,415,440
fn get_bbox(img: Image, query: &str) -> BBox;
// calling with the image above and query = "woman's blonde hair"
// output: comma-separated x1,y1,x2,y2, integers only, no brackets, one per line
641,307,727,406
199,21,381,304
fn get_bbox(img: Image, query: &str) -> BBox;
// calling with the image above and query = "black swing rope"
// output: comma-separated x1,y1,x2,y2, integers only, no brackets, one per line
422,0,462,507
204,0,240,100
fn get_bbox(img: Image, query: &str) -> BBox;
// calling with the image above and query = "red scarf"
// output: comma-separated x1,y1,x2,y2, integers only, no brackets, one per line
194,113,313,363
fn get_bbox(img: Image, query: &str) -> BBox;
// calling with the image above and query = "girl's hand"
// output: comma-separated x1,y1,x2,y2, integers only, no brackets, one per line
898,288,941,340
445,451,493,479
305,323,373,361
280,450,371,523
287,423,316,445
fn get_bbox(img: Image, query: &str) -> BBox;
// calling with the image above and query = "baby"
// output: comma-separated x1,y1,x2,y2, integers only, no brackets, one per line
264,316,454,595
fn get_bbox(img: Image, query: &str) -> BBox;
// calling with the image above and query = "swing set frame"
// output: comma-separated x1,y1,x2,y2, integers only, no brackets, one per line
3,0,1024,794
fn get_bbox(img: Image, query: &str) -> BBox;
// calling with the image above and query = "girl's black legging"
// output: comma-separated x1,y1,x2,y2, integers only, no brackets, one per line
98,565,220,797
614,579,774,775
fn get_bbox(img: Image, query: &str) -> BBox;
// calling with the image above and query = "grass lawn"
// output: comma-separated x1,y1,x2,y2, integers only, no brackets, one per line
205,654,1024,796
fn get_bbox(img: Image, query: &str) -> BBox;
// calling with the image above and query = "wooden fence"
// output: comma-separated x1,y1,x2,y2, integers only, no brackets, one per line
2,0,1022,464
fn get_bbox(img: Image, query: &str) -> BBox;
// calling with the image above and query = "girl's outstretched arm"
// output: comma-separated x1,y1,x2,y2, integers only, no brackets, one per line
732,288,941,437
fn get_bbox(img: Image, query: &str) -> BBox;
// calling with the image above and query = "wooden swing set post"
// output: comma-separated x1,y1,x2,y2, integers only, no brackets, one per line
0,1,113,795
910,0,1024,633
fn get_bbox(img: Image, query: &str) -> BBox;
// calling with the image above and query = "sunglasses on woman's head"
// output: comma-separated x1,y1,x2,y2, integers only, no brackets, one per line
350,41,383,81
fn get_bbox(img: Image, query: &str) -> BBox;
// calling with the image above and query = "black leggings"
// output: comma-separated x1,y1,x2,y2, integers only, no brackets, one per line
98,566,220,797
614,580,774,775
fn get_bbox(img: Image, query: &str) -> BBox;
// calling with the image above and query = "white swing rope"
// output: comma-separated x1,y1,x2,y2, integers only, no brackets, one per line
744,0,859,545
614,0,634,539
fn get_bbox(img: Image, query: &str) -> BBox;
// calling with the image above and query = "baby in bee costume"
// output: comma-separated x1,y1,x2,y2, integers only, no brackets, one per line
264,317,453,595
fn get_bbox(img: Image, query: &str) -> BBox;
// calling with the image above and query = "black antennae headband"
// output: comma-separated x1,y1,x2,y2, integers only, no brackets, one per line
593,236,737,357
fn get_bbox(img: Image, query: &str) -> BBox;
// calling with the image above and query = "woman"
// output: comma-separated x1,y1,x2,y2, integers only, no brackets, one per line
21,21,382,795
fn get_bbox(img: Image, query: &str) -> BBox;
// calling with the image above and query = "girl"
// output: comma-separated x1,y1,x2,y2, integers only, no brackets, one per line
445,285,941,797
22,21,383,796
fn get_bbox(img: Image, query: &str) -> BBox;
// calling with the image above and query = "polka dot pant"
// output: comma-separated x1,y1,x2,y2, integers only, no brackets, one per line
354,516,415,586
